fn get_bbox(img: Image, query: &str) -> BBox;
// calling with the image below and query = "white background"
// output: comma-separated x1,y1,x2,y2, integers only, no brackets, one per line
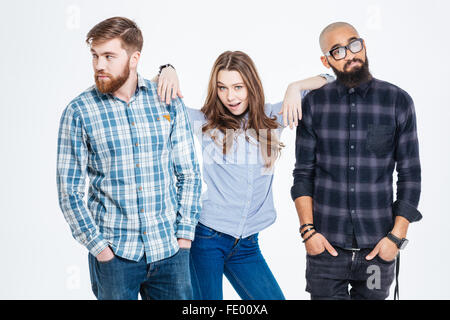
0,0,449,299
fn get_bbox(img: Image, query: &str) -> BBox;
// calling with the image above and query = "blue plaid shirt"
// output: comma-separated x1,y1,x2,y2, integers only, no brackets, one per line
57,74,202,263
291,78,422,249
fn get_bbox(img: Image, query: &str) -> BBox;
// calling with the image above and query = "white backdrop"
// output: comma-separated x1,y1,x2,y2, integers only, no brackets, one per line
0,0,449,299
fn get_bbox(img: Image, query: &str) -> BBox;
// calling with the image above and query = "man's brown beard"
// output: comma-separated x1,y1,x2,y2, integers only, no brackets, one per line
95,64,130,94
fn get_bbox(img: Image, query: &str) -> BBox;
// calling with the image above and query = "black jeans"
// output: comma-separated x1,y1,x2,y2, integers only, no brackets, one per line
305,247,396,300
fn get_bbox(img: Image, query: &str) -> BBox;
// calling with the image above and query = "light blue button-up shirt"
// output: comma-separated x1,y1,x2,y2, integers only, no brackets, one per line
187,102,288,238
186,75,334,239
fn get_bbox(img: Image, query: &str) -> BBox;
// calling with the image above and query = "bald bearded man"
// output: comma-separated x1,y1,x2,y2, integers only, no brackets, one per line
291,22,422,300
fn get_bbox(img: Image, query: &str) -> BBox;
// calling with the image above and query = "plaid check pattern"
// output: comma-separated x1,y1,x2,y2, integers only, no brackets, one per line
57,74,202,263
291,78,421,248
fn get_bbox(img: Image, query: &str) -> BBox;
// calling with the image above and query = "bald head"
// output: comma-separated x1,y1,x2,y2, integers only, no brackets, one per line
319,22,359,54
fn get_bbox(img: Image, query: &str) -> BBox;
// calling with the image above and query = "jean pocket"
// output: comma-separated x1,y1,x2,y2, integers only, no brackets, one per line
375,254,396,264
97,255,116,265
95,255,118,279
195,223,219,239
366,124,395,156
306,249,327,258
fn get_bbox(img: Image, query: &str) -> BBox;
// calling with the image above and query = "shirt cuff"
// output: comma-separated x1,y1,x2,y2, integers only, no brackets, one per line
290,182,314,201
176,222,196,241
392,200,422,223
85,234,110,257
319,73,335,83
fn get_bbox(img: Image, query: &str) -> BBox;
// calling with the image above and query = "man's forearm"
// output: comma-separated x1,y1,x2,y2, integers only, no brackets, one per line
58,191,109,256
294,196,314,226
391,215,410,239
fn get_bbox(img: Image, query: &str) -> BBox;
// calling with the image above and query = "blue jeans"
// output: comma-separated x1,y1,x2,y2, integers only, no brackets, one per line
88,248,192,300
190,223,285,300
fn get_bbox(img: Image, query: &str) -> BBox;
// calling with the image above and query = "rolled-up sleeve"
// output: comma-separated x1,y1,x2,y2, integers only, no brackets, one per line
290,95,317,201
170,99,203,240
392,91,422,222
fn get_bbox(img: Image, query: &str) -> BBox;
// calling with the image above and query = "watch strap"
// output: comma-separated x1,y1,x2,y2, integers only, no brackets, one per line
158,63,175,75
387,232,408,249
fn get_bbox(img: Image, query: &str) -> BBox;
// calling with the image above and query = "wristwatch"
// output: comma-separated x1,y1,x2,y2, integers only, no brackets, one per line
319,73,335,83
159,63,175,75
387,232,409,250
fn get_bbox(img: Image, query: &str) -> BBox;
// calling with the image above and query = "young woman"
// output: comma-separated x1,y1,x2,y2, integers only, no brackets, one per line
158,51,332,300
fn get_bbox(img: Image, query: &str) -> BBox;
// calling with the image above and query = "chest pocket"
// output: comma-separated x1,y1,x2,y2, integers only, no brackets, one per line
150,112,173,148
366,124,395,156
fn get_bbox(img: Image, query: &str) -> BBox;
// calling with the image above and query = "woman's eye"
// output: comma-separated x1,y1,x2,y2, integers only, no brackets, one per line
218,86,226,91
106,55,113,60
235,86,242,90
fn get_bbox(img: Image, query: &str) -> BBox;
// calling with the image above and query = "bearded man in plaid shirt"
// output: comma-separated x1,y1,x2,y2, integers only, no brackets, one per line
291,22,421,300
57,17,201,300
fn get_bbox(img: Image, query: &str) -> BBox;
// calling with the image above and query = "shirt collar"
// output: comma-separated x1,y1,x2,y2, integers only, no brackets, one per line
136,73,148,91
336,77,373,99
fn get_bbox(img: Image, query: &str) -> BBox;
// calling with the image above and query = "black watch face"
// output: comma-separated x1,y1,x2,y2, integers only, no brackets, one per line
399,238,409,250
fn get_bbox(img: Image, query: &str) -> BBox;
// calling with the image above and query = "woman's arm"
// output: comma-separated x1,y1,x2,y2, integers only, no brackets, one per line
151,66,183,104
279,74,334,129
155,67,334,130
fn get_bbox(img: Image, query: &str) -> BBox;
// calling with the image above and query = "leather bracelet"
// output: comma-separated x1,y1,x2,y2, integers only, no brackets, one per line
301,227,315,238
299,223,314,232
302,231,317,243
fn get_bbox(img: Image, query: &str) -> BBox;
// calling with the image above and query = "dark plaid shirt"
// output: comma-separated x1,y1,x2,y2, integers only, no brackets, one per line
291,78,422,249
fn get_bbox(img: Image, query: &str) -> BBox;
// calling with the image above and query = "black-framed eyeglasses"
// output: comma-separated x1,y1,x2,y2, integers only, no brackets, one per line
325,38,364,61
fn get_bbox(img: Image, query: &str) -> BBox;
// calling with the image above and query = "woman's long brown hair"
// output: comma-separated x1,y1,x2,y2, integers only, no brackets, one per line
200,51,284,169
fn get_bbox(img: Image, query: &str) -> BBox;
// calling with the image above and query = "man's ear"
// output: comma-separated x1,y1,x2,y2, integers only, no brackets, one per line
129,51,141,69
320,56,331,69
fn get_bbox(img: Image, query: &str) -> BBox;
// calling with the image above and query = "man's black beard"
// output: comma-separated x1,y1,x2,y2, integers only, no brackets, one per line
330,56,372,88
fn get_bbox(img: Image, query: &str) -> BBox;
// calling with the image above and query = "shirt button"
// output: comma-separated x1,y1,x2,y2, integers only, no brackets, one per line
351,124,355,128
351,210,355,214
135,143,139,147
350,166,355,170
350,145,355,149
351,188,355,192
131,122,136,126
136,163,140,168
349,88,355,94
140,208,144,213
139,186,143,191
143,231,147,235
351,103,356,107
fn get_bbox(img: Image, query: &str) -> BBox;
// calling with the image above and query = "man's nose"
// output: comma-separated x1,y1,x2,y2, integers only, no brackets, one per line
345,49,356,61
95,57,106,71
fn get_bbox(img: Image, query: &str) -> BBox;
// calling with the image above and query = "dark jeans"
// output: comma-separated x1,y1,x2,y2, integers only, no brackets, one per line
305,247,396,300
190,223,285,300
88,248,192,300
